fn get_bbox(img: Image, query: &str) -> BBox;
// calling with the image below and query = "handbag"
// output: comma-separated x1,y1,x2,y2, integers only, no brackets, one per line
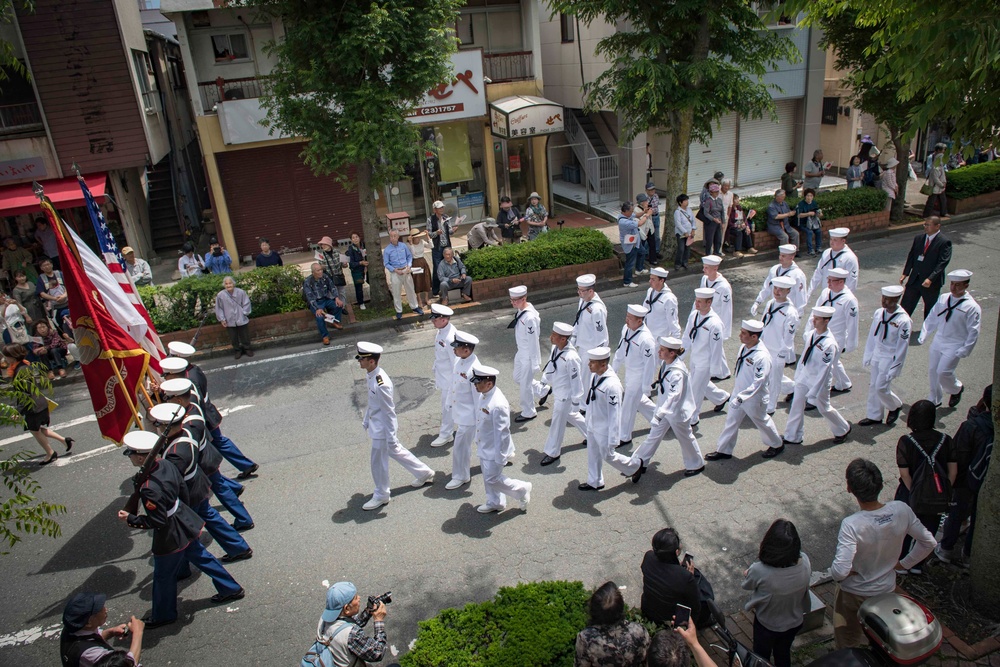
920,181,933,196
695,206,710,225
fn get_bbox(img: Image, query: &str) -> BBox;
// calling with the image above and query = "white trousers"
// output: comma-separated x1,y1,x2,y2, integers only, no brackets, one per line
543,397,588,457
451,423,475,482
833,357,852,391
370,439,433,501
618,382,649,442
513,353,546,418
438,388,455,439
586,430,633,487
689,363,729,424
715,397,782,455
784,382,850,443
480,458,530,509
767,357,796,413
866,356,903,420
627,400,703,473
389,271,418,313
927,345,962,405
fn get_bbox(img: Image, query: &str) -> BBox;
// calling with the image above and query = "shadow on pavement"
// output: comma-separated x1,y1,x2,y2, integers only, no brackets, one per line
440,502,522,538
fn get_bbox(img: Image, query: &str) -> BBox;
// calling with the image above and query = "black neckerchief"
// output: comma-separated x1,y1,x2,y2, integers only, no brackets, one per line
688,313,709,341
822,291,844,308
574,300,593,326
941,296,967,322
763,302,786,327
735,346,754,375
586,375,607,405
874,310,901,340
803,332,827,364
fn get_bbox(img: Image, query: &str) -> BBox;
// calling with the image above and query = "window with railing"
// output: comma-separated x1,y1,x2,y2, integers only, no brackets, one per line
0,102,43,133
483,51,534,83
198,76,265,111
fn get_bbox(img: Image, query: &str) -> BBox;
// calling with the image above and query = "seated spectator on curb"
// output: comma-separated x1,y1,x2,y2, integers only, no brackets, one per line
204,237,232,274
178,241,205,278
255,238,283,268
727,193,756,258
647,621,715,667
303,262,344,346
766,190,800,249
30,320,69,379
467,217,501,250
830,458,936,649
60,592,143,667
742,519,811,667
575,581,649,667
121,247,153,286
641,527,716,628
215,276,253,360
437,247,472,306
794,189,823,257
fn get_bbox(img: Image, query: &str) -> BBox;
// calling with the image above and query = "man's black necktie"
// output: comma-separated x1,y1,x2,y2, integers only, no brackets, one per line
941,296,966,322
803,333,826,365
586,376,606,405
574,300,592,326
822,291,844,308
689,314,708,341
763,303,786,327
735,346,753,375
508,310,526,329
874,310,900,341
651,363,668,393
644,289,662,309
822,250,845,270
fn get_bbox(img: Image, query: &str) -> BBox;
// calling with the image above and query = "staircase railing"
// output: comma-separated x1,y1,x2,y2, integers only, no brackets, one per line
564,109,619,203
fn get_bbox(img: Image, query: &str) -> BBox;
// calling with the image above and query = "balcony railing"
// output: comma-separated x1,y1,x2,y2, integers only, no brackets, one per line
483,51,534,83
0,102,44,134
198,76,265,112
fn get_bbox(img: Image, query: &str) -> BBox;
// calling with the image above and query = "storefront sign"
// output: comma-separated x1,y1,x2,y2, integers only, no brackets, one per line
0,157,46,183
490,96,564,138
386,212,411,235
407,50,487,124
508,155,521,173
457,192,485,208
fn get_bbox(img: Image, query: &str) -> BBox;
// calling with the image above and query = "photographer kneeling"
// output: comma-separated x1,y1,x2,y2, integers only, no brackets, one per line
303,582,387,667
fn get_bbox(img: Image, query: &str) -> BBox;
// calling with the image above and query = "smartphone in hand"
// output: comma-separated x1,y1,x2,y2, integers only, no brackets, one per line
674,604,692,629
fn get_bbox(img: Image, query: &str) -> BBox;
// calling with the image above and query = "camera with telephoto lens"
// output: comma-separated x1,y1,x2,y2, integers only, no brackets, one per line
367,592,392,610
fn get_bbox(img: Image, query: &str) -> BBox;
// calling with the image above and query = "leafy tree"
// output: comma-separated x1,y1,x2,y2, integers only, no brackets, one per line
250,0,464,310
547,0,797,257
0,0,33,90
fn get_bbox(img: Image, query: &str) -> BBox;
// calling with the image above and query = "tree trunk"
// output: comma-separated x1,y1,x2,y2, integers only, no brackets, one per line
970,301,1000,617
891,133,908,222
356,160,393,311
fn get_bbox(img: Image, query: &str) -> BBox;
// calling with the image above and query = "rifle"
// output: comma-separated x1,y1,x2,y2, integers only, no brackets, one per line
189,311,210,347
121,414,183,514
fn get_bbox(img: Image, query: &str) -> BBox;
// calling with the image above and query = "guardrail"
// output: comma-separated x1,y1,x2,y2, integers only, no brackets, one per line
197,76,265,111
0,102,43,133
483,51,534,83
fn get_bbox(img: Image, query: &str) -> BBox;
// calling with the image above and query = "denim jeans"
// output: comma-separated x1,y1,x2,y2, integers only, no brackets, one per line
311,297,343,338
650,214,661,260
940,492,977,556
675,234,690,268
622,247,638,284
753,617,802,667
703,220,723,255
805,226,822,254
635,239,649,272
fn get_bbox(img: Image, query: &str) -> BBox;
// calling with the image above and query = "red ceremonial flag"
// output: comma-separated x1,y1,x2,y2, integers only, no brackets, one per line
42,200,149,443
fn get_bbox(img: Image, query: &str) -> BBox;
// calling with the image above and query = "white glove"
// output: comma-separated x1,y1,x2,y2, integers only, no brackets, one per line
750,302,759,317
650,417,661,428
916,331,926,345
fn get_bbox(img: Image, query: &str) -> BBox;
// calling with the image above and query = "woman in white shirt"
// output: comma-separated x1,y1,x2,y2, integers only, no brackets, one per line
177,242,205,278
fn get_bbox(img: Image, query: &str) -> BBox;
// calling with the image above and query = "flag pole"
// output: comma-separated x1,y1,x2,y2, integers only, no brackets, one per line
107,356,144,432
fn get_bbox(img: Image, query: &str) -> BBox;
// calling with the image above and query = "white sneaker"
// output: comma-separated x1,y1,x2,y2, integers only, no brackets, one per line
519,482,532,511
359,303,367,310
476,503,503,514
362,497,389,511
411,472,434,488
430,434,453,447
934,545,954,563
445,478,468,490
625,282,639,287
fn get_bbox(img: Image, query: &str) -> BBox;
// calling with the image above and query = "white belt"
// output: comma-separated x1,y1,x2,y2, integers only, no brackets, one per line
183,467,197,481
166,499,180,516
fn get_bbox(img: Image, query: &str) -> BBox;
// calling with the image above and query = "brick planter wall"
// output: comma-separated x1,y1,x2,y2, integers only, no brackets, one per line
947,190,1000,215
161,310,318,349
751,210,891,252
472,257,621,301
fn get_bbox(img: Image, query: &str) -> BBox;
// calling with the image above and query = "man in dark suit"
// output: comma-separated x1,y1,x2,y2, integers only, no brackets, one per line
900,216,952,321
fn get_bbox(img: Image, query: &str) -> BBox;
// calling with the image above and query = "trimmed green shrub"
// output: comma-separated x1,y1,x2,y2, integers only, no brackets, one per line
137,265,307,333
741,187,887,231
462,228,615,281
400,580,590,667
945,160,1000,200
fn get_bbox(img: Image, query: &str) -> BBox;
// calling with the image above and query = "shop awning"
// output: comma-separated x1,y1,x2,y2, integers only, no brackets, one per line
489,96,564,139
0,173,108,217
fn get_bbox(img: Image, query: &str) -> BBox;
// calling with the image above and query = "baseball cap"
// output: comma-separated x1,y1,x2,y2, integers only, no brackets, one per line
322,582,358,622
62,592,107,632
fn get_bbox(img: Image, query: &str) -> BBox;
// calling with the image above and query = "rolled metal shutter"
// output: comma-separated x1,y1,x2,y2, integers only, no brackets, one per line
736,100,798,186
687,113,738,195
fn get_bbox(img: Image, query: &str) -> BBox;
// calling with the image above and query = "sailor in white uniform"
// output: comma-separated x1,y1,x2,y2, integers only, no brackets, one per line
805,227,859,303
445,331,480,490
683,287,730,423
807,267,859,392
508,285,550,422
918,269,982,408
579,347,633,491
697,254,733,379
759,276,799,415
642,267,681,340
356,342,434,511
430,304,458,447
539,322,588,466
571,274,609,394
611,304,657,446
859,285,911,426
751,244,809,316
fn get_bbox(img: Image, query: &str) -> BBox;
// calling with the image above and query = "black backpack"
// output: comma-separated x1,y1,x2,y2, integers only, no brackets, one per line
968,437,994,494
907,433,952,515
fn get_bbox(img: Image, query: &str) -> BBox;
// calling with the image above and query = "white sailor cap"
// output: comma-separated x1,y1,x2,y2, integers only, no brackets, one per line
778,244,797,255
160,378,193,397
658,336,683,350
694,287,716,299
167,341,196,358
552,321,574,337
469,363,499,382
430,303,454,318
828,268,850,279
451,331,479,347
701,254,722,266
881,285,905,298
355,342,383,359
741,319,764,333
650,267,669,279
160,357,189,374
947,269,973,282
771,276,795,289
122,430,159,455
576,274,596,288
812,305,836,318
149,402,185,426
829,227,850,238
627,304,650,318
587,346,611,361
508,285,528,298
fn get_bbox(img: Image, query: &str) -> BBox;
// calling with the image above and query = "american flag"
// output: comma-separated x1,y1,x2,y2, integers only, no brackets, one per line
78,174,166,373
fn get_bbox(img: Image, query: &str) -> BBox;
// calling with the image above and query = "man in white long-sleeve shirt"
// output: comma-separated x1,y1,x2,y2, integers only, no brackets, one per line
831,458,935,649
859,286,911,427
918,269,981,408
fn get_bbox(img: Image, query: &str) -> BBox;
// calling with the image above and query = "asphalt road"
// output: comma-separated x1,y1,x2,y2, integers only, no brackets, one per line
0,216,997,666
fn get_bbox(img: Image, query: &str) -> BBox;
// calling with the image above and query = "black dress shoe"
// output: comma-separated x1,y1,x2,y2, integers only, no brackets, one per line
858,418,882,426
714,399,728,413
514,414,536,423
805,403,817,411
246,349,254,358
781,438,802,446
40,453,58,465
705,452,732,461
236,463,259,480
64,437,74,452
711,375,731,383
235,486,245,498
233,522,254,532
141,615,177,629
538,386,553,406
630,460,647,484
211,588,246,604
540,454,560,466
831,386,852,394
579,409,586,417
949,387,964,408
577,482,604,491
784,393,794,403
885,408,901,426
221,548,253,563
684,466,705,477
762,446,784,459
833,425,852,444
617,439,632,449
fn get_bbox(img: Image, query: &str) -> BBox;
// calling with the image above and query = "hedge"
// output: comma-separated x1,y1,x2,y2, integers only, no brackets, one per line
400,581,590,667
137,265,307,333
740,187,888,231
945,160,1000,200
462,228,615,281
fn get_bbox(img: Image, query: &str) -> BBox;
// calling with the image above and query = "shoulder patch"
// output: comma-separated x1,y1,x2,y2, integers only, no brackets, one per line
376,375,384,386
144,500,157,511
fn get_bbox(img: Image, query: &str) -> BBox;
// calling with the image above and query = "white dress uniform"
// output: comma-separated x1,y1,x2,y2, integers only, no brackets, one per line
699,274,734,340
474,380,531,512
784,325,850,442
862,299,912,421
432,316,457,444
713,337,783,456
572,294,608,392
806,242,860,303
919,282,981,406
541,337,588,458
583,360,633,488
363,364,434,504
643,285,681,340
631,354,703,472
448,343,479,486
510,300,548,418
682,305,730,422
753,261,809,314
807,284,859,391
611,314,657,443
760,296,799,414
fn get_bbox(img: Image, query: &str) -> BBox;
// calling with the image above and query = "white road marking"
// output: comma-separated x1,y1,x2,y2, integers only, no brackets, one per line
206,343,351,374
0,623,61,649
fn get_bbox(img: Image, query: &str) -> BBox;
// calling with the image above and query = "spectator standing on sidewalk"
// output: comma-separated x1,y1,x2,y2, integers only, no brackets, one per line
673,195,695,271
645,181,661,264
880,157,900,212
701,182,725,257
618,201,642,288
923,145,950,218
524,192,549,240
846,156,863,189
346,232,368,310
803,150,827,190
427,201,452,297
496,196,523,244
407,230,433,311
254,238,283,268
215,276,253,359
780,162,801,199
203,238,232,275
634,193,654,275
383,230,424,319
